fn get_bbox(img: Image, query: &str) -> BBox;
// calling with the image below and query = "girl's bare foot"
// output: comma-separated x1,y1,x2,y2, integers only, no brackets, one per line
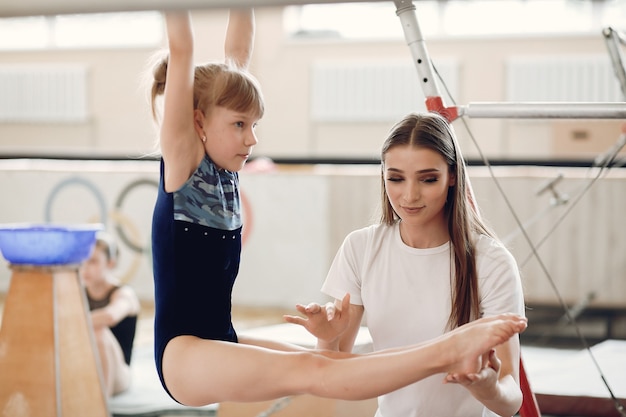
443,314,527,375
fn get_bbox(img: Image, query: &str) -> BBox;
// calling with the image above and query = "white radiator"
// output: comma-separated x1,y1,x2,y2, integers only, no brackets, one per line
505,55,623,102
0,65,89,123
310,59,458,122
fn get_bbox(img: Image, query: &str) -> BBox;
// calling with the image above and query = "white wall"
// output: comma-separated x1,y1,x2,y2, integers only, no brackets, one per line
1,160,625,309
0,7,624,309
0,8,622,161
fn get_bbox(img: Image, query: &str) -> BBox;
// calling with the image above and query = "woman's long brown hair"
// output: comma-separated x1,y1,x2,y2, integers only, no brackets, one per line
380,112,497,329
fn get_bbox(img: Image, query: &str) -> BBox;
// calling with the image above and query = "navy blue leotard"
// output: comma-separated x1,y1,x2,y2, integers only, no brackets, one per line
152,154,241,401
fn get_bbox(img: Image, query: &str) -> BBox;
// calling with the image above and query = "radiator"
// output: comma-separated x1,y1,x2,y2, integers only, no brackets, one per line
310,59,458,122
505,54,623,102
0,65,89,123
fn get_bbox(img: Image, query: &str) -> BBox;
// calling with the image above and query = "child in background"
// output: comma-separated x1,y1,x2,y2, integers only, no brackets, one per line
81,231,140,397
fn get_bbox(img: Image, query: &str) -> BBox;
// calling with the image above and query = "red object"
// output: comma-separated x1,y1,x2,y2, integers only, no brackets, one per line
519,357,542,417
425,96,459,122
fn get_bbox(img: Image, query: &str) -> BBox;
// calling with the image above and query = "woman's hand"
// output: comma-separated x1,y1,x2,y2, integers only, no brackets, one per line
284,293,352,347
444,348,501,398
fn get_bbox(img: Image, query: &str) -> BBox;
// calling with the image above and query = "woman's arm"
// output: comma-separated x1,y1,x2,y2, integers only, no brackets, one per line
446,239,524,416
224,8,255,69
455,239,524,416
484,338,523,416
446,337,522,416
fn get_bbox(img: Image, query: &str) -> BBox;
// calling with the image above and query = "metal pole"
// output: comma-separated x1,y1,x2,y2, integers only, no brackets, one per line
393,0,439,98
603,27,626,100
394,1,626,121
393,0,459,121
462,102,626,119
0,0,384,18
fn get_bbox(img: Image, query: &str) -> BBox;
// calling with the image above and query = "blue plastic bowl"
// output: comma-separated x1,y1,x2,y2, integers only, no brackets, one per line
0,223,103,266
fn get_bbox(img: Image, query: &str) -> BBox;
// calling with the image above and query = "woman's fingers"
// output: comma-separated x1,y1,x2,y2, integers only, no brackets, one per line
304,303,322,314
325,302,336,320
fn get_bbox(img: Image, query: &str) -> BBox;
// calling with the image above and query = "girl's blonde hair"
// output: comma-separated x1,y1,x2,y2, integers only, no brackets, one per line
380,112,497,330
149,53,265,123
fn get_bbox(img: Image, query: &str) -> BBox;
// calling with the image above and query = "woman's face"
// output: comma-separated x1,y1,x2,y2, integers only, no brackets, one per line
383,144,455,228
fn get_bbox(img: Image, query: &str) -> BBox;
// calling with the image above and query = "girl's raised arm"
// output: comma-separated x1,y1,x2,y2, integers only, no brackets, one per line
224,8,255,69
160,11,201,192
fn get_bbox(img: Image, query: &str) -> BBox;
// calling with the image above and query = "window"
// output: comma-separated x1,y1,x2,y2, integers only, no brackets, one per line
0,11,163,50
284,0,626,40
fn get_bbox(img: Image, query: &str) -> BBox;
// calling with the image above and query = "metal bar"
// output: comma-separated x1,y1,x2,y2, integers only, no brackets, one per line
394,0,460,121
394,1,626,121
0,0,385,18
462,102,626,119
603,27,626,100
393,0,440,98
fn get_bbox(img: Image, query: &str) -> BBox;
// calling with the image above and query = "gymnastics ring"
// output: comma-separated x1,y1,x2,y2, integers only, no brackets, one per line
108,210,146,284
45,176,108,226
114,178,158,254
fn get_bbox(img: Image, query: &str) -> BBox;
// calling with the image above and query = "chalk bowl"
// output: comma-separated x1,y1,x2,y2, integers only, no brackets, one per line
0,223,103,266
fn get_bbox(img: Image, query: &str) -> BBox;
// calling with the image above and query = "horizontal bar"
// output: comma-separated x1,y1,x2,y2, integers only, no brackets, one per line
0,0,384,18
461,102,626,119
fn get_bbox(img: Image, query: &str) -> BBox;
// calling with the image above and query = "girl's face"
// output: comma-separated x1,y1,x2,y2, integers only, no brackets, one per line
383,144,455,229
201,106,260,172
80,245,110,287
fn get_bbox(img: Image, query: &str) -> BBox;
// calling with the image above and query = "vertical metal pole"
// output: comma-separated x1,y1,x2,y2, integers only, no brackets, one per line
603,27,626,100
393,0,459,121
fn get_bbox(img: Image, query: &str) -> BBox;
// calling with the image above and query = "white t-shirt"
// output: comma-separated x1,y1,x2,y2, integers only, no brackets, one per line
321,223,525,417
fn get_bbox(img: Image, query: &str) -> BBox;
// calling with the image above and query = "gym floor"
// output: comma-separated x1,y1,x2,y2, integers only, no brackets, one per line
1,293,625,417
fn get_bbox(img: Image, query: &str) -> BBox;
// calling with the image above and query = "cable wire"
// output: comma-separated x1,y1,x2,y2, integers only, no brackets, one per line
432,62,626,416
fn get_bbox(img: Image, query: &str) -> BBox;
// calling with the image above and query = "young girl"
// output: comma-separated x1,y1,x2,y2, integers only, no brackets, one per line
148,10,527,408
81,231,140,397
286,112,526,417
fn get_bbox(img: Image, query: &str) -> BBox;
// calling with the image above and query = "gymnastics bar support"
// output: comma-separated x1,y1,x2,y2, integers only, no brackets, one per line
394,4,545,416
603,27,626,100
393,0,461,122
461,102,626,119
393,0,626,121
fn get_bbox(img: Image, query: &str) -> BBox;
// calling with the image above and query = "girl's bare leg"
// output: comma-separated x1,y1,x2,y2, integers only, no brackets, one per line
94,327,131,396
162,313,526,406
